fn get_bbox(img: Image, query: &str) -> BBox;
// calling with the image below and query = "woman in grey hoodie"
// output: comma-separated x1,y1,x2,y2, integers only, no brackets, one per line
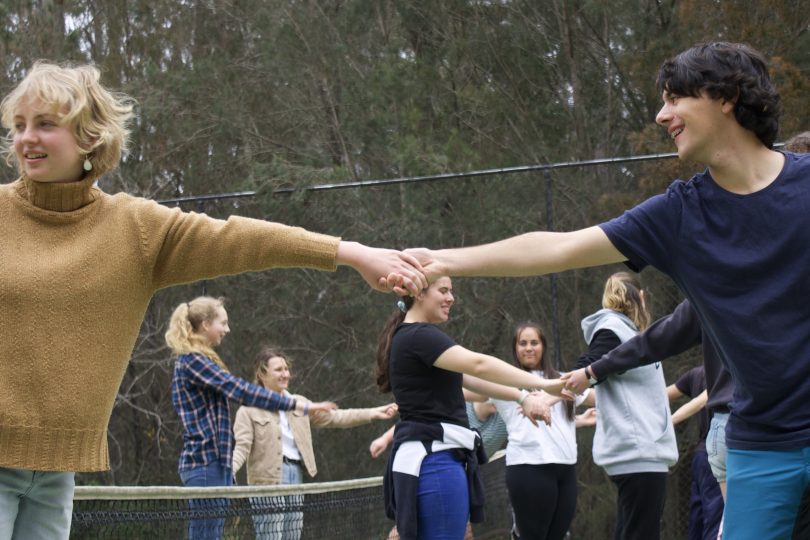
575,272,678,540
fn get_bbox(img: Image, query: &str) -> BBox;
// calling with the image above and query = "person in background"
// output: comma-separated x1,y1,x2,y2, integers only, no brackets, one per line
166,297,337,540
573,273,677,540
480,321,595,540
667,365,723,540
376,276,566,540
233,345,397,539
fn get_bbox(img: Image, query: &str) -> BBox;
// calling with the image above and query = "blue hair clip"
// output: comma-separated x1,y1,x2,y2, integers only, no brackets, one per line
397,300,407,313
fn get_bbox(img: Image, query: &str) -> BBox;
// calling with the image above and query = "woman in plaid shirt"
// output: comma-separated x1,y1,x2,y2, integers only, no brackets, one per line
166,296,336,539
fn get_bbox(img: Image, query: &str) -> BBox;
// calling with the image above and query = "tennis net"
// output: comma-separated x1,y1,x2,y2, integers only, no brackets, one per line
70,451,513,539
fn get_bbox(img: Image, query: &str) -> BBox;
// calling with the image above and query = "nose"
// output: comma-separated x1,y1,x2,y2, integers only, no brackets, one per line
655,103,672,127
17,125,38,145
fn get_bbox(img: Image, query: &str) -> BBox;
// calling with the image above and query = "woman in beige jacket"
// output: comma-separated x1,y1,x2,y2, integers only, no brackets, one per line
233,345,396,539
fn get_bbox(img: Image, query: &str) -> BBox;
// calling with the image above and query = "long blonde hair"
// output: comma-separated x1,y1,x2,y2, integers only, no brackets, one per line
0,61,135,178
165,296,228,370
602,272,651,331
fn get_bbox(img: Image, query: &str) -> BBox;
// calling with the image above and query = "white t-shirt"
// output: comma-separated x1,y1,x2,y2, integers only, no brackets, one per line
491,371,589,466
279,410,302,461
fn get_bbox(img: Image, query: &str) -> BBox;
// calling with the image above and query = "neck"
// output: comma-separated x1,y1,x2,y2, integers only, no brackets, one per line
404,307,439,324
705,134,784,195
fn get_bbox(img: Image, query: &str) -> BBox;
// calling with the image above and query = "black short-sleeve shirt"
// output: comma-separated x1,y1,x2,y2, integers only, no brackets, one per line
389,323,467,426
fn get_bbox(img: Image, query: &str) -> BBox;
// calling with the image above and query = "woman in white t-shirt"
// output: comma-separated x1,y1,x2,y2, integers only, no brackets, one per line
490,322,595,540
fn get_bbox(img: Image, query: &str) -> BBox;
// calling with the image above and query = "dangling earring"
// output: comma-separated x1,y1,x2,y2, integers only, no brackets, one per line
83,157,93,172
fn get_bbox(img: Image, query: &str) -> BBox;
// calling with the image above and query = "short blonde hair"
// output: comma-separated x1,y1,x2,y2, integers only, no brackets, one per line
0,61,135,178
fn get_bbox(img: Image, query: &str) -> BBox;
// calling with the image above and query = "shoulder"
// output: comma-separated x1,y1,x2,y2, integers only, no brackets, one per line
235,405,262,419
106,191,179,218
176,352,214,367
395,323,451,342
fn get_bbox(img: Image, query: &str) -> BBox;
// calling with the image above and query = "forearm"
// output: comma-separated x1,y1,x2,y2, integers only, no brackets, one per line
465,354,552,391
671,390,707,425
591,300,702,378
575,331,621,372
434,227,624,277
463,375,521,401
314,407,378,428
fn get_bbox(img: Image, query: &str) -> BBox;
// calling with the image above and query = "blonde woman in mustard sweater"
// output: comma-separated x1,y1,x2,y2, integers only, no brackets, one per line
233,345,397,539
0,62,425,540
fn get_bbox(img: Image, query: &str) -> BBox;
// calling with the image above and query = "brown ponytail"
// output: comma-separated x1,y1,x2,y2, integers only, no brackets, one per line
374,297,415,392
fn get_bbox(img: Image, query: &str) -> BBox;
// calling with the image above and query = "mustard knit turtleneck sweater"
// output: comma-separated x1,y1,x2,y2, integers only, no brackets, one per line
0,176,340,472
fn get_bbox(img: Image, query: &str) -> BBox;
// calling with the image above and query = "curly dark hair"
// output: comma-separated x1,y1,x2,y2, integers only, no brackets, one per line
656,42,781,148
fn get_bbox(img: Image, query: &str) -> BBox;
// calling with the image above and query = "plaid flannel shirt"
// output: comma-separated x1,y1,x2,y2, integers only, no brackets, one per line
171,353,295,472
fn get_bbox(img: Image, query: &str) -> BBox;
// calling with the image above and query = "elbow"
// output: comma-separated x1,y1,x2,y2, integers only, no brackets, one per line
467,355,490,379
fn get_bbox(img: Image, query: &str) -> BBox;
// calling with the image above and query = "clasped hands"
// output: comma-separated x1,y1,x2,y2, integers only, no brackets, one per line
559,368,591,396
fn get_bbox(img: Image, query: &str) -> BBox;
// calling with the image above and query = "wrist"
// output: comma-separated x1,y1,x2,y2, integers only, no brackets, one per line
335,241,362,267
586,366,598,386
516,389,530,405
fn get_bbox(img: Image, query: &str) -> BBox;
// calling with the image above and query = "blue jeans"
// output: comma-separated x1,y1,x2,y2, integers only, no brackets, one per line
252,461,303,540
725,447,810,540
179,462,233,540
0,467,74,540
416,450,469,540
706,412,728,483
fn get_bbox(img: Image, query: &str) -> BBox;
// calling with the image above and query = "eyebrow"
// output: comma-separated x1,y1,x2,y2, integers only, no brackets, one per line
13,113,61,121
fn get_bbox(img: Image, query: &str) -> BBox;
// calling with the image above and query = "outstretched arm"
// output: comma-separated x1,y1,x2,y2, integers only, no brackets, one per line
311,402,398,428
435,345,566,395
563,300,702,394
404,227,624,282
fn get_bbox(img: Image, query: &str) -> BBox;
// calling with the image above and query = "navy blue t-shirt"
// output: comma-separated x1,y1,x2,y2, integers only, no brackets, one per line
389,323,468,427
600,152,810,450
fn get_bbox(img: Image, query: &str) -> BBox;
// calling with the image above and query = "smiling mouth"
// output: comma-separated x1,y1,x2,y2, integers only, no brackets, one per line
670,128,684,139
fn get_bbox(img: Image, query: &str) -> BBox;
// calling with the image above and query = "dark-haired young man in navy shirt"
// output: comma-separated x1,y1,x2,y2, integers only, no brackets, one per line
406,42,810,539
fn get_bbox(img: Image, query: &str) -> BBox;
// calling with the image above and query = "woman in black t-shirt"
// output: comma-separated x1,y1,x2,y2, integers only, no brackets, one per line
375,276,566,540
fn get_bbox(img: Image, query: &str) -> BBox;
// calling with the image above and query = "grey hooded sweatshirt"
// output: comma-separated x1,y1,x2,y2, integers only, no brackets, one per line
582,309,678,476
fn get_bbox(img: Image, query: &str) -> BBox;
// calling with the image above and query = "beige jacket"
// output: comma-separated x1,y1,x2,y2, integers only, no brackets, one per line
233,393,380,485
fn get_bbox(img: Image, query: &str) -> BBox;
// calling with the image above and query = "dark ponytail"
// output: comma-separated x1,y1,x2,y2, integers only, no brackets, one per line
374,297,415,392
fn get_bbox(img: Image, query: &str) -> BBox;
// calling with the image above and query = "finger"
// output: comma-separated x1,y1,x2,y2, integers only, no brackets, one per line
388,272,419,297
397,252,425,274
